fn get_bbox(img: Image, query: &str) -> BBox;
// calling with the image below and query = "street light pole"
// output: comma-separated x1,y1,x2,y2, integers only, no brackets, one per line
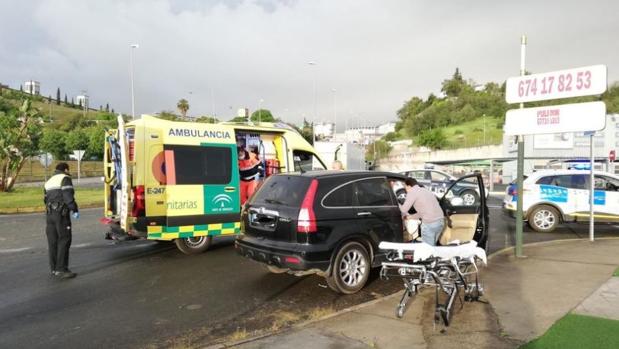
332,88,337,137
130,44,139,119
308,61,317,143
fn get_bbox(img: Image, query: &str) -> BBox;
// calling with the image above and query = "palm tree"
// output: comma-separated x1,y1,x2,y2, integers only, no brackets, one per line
177,99,189,119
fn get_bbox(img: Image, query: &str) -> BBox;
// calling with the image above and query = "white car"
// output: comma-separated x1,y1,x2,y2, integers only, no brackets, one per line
503,170,619,232
400,169,488,206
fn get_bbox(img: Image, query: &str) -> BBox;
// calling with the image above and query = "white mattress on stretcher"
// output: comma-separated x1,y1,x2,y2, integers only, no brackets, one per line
378,240,487,265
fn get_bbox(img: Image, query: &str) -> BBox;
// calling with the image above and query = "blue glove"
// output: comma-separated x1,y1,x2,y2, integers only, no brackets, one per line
72,212,80,220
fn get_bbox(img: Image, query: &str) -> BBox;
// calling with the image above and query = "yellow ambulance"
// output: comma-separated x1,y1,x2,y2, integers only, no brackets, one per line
103,115,326,254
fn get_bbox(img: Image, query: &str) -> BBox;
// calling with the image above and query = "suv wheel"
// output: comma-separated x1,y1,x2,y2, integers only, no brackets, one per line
461,190,479,206
528,205,559,233
326,241,370,294
174,236,212,254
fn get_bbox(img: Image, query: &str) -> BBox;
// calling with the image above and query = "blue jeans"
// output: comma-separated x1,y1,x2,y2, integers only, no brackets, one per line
421,219,445,246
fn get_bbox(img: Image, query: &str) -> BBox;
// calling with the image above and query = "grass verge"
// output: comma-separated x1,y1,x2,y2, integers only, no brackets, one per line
520,314,619,349
0,186,103,213
614,267,619,277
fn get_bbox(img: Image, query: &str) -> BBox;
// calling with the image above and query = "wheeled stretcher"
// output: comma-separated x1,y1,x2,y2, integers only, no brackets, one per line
379,240,487,326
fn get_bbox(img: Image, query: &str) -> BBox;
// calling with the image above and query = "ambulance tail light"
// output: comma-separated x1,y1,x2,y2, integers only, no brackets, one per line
297,179,318,233
132,185,145,217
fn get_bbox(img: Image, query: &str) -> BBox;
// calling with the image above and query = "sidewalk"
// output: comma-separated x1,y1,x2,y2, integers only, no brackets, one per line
218,238,619,349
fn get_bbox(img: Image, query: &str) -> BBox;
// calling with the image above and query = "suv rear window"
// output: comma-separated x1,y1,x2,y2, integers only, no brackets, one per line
251,176,309,207
356,178,394,206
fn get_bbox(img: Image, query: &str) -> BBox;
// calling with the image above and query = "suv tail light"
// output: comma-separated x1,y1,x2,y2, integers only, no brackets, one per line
297,179,318,233
132,185,145,217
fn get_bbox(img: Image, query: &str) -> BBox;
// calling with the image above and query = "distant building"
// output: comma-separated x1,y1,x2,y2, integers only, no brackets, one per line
24,80,40,95
376,122,396,135
314,122,335,140
237,108,249,118
76,95,89,109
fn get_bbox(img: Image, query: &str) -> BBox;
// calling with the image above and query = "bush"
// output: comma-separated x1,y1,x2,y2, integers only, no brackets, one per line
417,129,448,149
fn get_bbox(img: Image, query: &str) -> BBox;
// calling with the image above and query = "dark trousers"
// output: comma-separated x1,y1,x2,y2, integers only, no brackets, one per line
45,211,72,272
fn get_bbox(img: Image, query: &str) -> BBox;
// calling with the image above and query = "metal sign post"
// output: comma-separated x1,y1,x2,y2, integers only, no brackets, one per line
72,150,85,185
515,35,526,258
589,132,595,242
505,36,607,256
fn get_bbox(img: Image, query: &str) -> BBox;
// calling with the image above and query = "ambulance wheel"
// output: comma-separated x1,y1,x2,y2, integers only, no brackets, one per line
528,205,559,233
175,236,212,254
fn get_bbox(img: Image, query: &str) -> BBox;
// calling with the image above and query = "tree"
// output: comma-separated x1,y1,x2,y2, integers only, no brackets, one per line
441,68,467,97
366,140,391,161
85,126,105,160
417,128,448,149
0,100,43,191
40,128,68,160
228,116,248,122
300,119,314,145
177,99,189,118
64,128,89,153
56,88,61,105
105,103,109,112
19,85,23,92
195,115,219,123
158,111,181,121
382,132,397,142
64,94,68,104
250,109,275,122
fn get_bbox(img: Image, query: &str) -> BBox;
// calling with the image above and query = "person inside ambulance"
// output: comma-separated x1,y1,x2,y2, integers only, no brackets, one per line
238,147,263,205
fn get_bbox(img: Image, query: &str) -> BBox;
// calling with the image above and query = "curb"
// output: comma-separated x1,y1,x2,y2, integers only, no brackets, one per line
203,292,403,349
0,203,103,215
210,237,619,348
488,236,619,261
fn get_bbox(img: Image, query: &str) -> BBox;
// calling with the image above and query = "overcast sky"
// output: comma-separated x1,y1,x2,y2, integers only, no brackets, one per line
1,0,618,129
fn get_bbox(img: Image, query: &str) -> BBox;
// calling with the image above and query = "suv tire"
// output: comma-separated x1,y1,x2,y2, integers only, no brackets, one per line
174,236,213,254
326,241,370,294
528,205,560,233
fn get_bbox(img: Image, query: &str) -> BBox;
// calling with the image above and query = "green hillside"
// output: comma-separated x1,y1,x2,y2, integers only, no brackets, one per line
413,115,504,149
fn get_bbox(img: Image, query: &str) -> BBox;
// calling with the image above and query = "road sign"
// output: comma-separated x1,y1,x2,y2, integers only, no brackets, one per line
504,101,606,136
610,150,616,162
72,150,85,161
505,65,607,104
39,153,53,168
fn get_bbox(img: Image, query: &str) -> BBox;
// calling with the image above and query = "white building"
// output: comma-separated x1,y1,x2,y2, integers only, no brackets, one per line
76,95,89,109
24,80,40,95
314,122,335,140
376,122,396,136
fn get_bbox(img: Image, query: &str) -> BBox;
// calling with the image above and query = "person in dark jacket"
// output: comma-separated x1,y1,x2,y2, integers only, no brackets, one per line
44,162,79,279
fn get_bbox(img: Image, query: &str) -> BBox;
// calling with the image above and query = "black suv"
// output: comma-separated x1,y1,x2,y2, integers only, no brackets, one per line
235,171,488,294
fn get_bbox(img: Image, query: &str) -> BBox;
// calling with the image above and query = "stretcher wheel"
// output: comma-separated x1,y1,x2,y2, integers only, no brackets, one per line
396,305,406,318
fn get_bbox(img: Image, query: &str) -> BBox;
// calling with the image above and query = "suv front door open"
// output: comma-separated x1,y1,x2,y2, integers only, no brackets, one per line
440,174,488,249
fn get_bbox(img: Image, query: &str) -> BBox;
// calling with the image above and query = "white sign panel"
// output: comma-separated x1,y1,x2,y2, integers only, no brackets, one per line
506,65,607,104
533,133,574,149
504,101,606,136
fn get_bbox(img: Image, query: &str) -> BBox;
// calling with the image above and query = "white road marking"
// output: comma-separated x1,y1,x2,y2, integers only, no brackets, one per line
488,205,503,209
72,243,94,248
0,247,33,254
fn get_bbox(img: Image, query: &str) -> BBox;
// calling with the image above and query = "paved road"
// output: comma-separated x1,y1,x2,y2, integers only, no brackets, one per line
0,196,617,348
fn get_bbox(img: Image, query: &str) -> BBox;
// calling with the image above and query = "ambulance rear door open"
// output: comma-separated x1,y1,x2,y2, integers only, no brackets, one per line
161,140,241,238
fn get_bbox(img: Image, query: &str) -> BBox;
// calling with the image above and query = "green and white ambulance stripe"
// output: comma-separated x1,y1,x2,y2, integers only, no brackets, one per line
147,222,241,240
